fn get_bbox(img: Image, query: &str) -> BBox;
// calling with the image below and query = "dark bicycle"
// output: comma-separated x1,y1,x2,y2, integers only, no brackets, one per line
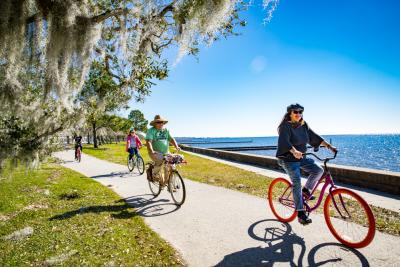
268,151,376,248
127,152,145,174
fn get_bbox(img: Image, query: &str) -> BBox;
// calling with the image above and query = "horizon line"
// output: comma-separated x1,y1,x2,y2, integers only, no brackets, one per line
175,132,400,138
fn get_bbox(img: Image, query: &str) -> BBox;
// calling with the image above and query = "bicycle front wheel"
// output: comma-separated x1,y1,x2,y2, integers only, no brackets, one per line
127,156,134,172
169,171,186,206
136,156,145,175
268,178,297,222
324,188,375,248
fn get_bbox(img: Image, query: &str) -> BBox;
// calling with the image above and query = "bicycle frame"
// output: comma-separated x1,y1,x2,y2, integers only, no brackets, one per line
159,155,187,185
278,151,341,213
303,171,336,213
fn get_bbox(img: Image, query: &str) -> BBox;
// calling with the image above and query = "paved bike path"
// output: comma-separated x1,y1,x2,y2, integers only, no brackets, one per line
183,151,400,212
54,151,400,267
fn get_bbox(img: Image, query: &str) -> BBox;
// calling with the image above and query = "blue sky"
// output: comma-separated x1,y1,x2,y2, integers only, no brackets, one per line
122,0,400,137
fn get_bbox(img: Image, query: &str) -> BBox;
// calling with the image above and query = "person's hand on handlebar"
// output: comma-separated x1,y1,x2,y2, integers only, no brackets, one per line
322,141,338,153
290,147,303,159
326,144,338,153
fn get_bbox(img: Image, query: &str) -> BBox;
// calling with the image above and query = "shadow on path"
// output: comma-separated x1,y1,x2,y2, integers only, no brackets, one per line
91,171,137,179
215,219,370,267
49,193,180,221
307,242,370,267
49,201,137,220
124,195,180,217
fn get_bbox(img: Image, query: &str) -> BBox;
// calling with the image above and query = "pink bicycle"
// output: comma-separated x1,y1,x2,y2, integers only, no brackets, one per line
268,151,376,248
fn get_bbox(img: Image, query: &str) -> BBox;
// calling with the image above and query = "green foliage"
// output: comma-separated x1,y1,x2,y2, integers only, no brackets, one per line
107,115,133,133
128,110,148,132
0,0,263,164
77,60,131,146
79,60,130,115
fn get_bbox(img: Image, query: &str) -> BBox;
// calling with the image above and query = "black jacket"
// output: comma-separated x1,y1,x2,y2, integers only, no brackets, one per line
276,121,324,162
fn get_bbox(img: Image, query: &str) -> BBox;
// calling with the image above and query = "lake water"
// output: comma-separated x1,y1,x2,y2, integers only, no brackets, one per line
176,134,400,173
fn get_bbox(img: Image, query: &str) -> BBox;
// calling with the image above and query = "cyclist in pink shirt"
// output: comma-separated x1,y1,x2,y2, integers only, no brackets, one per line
126,128,142,160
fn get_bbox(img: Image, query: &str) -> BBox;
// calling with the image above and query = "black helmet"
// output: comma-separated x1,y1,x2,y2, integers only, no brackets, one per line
287,103,304,112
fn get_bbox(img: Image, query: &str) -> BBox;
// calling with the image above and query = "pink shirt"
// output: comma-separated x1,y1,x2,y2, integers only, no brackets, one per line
126,134,142,150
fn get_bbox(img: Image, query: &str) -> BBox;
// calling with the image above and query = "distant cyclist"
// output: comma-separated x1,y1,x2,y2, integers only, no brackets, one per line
276,103,337,225
126,128,143,161
74,134,83,160
146,115,180,179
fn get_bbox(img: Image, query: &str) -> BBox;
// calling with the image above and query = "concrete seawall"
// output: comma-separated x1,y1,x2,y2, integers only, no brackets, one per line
180,145,400,195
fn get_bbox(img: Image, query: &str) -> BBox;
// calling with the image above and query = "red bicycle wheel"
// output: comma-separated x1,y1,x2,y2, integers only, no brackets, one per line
268,178,297,222
324,188,375,248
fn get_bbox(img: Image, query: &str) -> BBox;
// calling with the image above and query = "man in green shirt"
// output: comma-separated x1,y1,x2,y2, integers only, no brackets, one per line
146,115,180,179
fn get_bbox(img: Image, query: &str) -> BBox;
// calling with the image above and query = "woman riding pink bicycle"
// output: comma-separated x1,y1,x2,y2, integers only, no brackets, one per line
276,103,337,224
126,127,142,161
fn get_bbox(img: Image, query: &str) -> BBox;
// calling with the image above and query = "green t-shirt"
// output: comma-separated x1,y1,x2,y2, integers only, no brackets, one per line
145,127,172,154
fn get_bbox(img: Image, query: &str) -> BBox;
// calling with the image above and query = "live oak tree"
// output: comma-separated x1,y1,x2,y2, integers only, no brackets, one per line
78,60,131,148
128,109,148,132
0,0,278,166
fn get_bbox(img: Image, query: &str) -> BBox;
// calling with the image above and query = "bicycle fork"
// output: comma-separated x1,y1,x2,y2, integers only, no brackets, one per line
329,188,352,220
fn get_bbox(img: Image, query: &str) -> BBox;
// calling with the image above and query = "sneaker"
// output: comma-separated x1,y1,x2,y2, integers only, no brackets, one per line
302,188,315,200
298,211,312,225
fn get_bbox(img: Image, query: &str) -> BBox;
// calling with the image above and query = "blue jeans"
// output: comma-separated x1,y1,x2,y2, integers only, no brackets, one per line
278,157,324,211
128,147,139,160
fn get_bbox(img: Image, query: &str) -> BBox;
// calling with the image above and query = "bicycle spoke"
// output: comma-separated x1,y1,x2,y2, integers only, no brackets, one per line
169,171,186,205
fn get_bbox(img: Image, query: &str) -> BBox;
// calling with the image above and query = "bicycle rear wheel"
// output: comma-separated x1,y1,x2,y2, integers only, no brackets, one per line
148,180,161,197
268,178,297,222
324,188,375,248
127,155,134,172
147,165,161,197
136,156,145,175
169,171,186,206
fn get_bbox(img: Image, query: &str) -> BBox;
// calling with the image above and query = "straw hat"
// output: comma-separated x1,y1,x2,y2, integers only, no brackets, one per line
150,115,168,126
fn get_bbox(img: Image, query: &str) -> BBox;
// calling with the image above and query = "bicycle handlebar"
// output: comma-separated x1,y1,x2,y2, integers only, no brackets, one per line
303,151,337,162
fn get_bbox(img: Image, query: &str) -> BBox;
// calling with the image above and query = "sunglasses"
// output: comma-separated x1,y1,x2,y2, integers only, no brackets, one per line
155,121,164,124
292,110,303,115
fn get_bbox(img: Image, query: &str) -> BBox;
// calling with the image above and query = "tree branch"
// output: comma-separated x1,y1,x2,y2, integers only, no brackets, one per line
158,2,175,18
92,8,129,23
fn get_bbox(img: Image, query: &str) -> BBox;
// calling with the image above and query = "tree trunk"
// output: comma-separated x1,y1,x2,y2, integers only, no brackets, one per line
93,122,98,148
87,133,91,144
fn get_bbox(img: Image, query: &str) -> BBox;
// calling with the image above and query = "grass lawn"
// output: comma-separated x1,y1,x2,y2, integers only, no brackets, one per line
83,142,400,237
0,160,184,266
